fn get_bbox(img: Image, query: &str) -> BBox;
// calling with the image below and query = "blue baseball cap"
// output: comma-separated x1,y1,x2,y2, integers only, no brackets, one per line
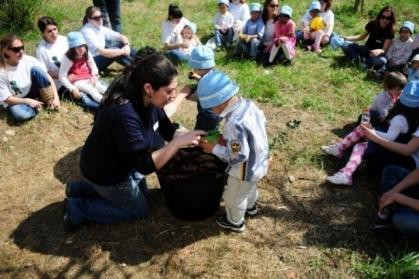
197,70,239,109
67,31,86,48
400,81,419,108
189,45,215,69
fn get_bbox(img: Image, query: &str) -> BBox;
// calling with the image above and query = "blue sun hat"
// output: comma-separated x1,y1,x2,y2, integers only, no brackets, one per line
400,80,419,108
250,3,262,12
217,0,229,6
401,21,415,34
67,31,86,48
309,0,321,11
197,70,239,109
280,5,293,18
189,45,215,69
185,22,197,34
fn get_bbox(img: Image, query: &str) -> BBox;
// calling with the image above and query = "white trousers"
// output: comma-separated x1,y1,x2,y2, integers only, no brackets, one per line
223,176,258,225
74,79,107,103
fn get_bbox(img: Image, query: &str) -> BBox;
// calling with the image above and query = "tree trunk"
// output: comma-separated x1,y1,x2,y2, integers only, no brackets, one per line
354,0,364,13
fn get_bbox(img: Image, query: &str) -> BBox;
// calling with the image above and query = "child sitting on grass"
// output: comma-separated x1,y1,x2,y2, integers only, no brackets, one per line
406,54,419,81
213,0,235,49
198,70,269,232
322,72,410,186
175,22,201,56
303,1,325,54
59,31,106,104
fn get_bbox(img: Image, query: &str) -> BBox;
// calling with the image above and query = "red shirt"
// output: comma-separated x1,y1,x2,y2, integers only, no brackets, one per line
68,57,92,82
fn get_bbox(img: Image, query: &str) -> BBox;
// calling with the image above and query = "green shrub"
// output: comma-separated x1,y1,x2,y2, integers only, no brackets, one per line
0,0,44,33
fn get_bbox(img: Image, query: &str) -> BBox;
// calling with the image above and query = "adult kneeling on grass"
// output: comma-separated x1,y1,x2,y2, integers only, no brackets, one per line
0,34,60,122
63,53,205,232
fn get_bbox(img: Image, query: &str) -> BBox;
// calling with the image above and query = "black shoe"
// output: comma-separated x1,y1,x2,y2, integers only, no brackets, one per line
215,214,245,232
245,205,258,216
63,199,79,233
65,181,72,197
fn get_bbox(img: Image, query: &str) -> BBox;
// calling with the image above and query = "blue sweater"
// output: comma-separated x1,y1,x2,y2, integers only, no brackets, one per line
80,101,176,186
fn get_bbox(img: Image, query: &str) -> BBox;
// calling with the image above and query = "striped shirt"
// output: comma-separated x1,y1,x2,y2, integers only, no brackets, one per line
213,97,269,181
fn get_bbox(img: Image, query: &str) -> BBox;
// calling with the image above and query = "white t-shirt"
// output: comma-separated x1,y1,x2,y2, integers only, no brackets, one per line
300,9,334,36
81,22,121,56
262,18,276,46
0,55,47,107
376,115,409,140
411,128,419,167
161,17,190,44
36,35,68,89
229,2,250,26
213,11,235,29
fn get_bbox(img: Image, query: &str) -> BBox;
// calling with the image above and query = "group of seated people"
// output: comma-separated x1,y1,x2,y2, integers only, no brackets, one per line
1,0,419,239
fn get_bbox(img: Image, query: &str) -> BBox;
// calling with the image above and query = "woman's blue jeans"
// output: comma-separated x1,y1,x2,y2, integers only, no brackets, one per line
380,165,419,237
7,66,51,121
94,41,136,71
341,43,387,70
92,0,121,33
66,171,149,226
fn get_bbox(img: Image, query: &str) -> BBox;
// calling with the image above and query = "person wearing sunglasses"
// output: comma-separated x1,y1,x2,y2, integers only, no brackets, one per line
340,6,396,71
81,6,136,73
0,34,60,121
256,0,279,65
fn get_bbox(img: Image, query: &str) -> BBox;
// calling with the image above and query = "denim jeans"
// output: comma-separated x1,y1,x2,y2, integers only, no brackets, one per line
380,165,419,237
341,43,387,70
66,171,149,225
166,49,189,64
215,28,234,47
236,38,260,59
7,66,51,121
195,102,222,131
94,41,136,71
93,0,121,33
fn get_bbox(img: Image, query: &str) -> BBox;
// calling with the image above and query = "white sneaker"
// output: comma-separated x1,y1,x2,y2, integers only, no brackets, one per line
321,144,342,158
326,172,352,186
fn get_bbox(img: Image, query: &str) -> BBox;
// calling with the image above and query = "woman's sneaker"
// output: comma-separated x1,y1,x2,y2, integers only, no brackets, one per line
215,214,245,233
321,144,342,158
326,172,352,186
245,205,258,216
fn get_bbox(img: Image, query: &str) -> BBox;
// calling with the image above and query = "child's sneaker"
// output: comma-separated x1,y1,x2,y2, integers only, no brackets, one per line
215,214,245,232
326,172,352,186
321,144,342,158
245,205,258,216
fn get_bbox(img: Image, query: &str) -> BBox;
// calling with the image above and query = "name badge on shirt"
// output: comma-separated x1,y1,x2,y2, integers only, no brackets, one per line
153,121,159,131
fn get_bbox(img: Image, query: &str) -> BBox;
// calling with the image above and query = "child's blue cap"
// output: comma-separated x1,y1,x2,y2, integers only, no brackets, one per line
217,0,229,6
401,21,415,34
309,1,321,11
250,3,262,12
185,22,197,34
400,81,419,108
280,5,293,18
330,33,345,50
67,31,86,48
189,45,215,69
197,70,239,109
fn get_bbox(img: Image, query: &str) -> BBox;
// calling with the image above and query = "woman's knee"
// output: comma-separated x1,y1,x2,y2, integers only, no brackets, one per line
30,66,50,88
8,104,37,121
393,210,419,237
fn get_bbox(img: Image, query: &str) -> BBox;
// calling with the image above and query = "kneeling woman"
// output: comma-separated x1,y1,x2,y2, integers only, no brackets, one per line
64,54,204,231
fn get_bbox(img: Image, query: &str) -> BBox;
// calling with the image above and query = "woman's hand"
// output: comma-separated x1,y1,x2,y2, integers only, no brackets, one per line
71,88,81,99
50,97,60,110
360,123,376,141
199,139,216,153
26,98,44,110
172,130,205,148
379,192,398,211
122,45,131,56
370,49,383,57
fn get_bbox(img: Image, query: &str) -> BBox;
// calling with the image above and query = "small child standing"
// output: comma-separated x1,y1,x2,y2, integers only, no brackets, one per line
234,2,264,60
198,70,269,232
187,45,223,131
174,22,201,56
213,0,235,49
303,1,325,53
407,54,419,81
59,32,106,103
268,5,296,65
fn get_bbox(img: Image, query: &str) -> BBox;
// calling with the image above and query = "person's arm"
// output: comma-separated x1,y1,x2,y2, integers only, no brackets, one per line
213,14,221,29
323,12,334,36
4,95,43,108
361,124,419,156
163,85,191,118
343,30,369,42
58,56,77,92
370,39,392,57
374,115,405,141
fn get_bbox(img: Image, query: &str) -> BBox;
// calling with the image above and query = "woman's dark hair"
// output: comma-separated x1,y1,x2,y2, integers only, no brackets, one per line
83,6,101,25
66,44,89,61
373,6,396,33
37,16,57,33
262,0,278,24
167,4,183,21
101,53,178,120
384,101,419,136
321,0,332,12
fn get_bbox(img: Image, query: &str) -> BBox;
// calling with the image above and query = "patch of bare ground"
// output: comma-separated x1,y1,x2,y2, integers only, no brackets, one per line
0,98,381,278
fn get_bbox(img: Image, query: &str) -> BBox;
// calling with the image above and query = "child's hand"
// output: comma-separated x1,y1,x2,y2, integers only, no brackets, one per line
90,75,98,85
68,74,77,83
360,123,376,139
369,49,383,57
71,88,81,99
199,138,216,153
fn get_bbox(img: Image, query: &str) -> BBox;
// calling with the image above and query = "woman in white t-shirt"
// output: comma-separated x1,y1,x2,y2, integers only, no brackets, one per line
257,0,279,65
0,34,60,121
161,4,191,64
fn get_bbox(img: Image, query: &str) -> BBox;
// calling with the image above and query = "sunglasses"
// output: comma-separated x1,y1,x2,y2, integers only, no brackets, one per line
8,46,24,53
270,4,279,7
380,15,392,21
90,16,102,21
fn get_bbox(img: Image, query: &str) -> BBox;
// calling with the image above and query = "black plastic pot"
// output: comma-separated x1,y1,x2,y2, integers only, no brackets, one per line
157,147,227,221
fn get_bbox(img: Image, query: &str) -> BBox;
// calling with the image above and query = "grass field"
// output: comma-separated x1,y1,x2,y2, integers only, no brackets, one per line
1,0,419,278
